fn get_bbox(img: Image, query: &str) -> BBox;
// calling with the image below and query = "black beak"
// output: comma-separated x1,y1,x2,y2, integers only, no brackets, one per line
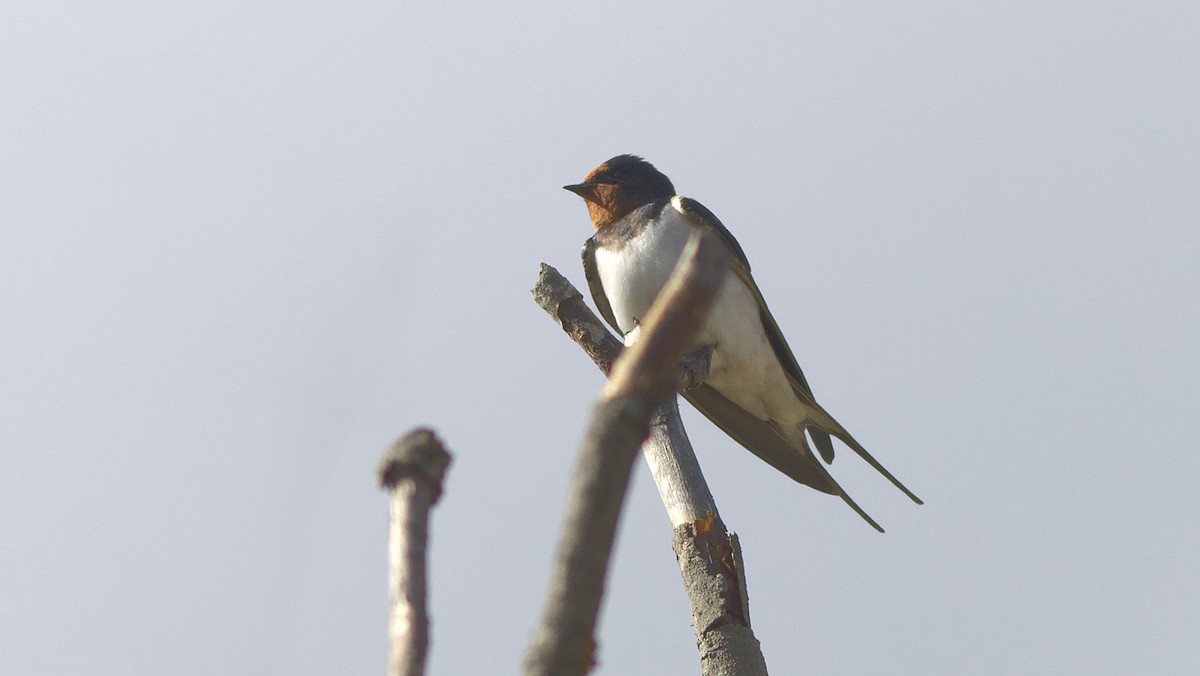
563,183,593,200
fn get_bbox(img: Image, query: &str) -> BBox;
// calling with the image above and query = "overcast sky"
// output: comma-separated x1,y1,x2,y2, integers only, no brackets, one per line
3,1,1198,674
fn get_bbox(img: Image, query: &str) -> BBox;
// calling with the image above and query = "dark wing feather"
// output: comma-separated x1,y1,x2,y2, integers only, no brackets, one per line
581,236,621,334
671,197,752,271
684,386,885,531
676,196,916,526
672,197,837,462
755,295,838,463
675,197,923,505
683,385,837,495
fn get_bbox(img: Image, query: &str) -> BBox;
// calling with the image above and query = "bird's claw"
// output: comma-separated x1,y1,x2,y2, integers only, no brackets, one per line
678,346,713,390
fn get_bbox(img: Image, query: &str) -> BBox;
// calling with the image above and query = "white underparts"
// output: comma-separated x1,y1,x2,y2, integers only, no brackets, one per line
595,207,808,428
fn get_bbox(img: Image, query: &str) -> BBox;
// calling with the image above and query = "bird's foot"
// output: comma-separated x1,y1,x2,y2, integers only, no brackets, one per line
678,346,713,390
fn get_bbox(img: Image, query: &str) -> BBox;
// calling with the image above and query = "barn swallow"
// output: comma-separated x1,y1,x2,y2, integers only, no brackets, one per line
565,154,921,532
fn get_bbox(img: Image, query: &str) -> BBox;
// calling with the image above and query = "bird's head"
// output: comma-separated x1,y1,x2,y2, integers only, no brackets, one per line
564,155,675,229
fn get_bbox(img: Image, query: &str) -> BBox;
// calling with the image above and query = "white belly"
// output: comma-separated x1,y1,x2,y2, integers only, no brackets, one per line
593,211,804,426
702,278,800,425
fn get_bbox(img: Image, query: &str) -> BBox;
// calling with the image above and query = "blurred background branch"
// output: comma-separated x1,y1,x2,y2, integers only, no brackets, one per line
378,428,452,676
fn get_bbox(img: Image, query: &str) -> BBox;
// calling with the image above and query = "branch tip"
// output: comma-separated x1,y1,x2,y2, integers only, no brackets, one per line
378,427,453,499
532,262,582,315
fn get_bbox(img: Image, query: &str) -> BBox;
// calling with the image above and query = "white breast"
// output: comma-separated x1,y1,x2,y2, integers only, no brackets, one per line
592,208,694,336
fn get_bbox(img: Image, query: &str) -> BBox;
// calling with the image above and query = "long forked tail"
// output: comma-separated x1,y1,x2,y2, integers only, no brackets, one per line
807,457,886,533
808,407,924,505
768,418,887,532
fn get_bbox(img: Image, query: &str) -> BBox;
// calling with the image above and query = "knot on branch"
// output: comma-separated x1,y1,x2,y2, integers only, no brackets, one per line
672,518,753,634
378,427,453,502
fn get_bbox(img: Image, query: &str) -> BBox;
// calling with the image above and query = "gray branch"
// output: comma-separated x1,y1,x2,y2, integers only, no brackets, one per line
528,238,768,675
523,232,729,676
377,428,452,676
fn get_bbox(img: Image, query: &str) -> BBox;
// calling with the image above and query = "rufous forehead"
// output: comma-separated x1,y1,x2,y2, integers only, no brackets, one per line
583,163,611,182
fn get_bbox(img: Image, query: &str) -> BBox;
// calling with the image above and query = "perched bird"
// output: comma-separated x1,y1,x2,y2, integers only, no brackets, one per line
565,154,921,532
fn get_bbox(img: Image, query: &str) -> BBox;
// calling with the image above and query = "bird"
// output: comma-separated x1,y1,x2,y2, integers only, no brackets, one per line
564,154,921,532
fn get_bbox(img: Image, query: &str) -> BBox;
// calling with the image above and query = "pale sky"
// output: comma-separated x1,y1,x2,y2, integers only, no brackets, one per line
2,2,1198,674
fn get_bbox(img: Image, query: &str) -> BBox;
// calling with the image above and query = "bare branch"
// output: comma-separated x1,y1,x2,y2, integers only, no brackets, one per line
673,525,767,676
523,233,728,676
378,428,453,676
530,247,769,676
531,263,713,391
643,398,720,528
532,263,624,375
